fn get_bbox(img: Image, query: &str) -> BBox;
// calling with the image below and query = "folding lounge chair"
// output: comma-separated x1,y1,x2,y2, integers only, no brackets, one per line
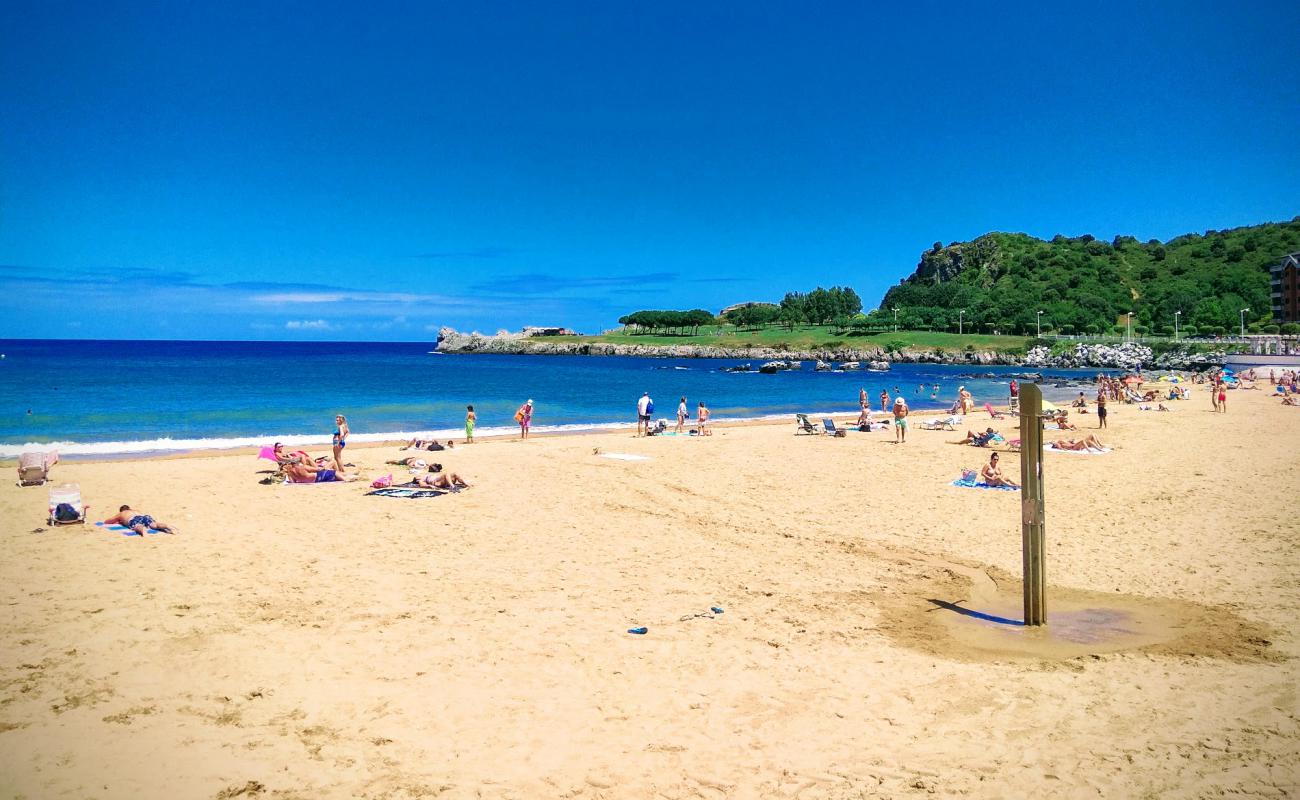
18,451,57,486
47,483,88,526
985,402,1005,419
821,418,846,437
795,414,821,435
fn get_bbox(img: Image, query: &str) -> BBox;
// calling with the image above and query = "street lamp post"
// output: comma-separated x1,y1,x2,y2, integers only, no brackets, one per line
1126,312,1133,342
1036,310,1044,339
959,309,965,336
1240,308,1249,337
892,307,899,332
1174,310,1181,341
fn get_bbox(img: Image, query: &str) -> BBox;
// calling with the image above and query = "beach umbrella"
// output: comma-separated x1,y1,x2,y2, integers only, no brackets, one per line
1040,400,1059,412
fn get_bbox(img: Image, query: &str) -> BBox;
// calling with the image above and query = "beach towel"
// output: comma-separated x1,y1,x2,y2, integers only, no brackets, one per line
1047,446,1111,455
599,453,651,461
366,487,446,499
95,521,165,536
950,479,1019,491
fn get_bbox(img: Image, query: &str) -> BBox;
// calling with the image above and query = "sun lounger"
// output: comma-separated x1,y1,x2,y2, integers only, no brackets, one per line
795,414,821,435
47,483,87,525
984,402,1005,419
821,418,846,437
919,415,960,431
17,451,58,486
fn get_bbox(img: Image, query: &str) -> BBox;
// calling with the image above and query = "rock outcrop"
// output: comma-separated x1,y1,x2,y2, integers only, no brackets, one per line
434,327,1225,370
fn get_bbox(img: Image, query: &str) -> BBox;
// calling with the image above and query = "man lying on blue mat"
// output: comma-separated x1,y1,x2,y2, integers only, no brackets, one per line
102,505,180,536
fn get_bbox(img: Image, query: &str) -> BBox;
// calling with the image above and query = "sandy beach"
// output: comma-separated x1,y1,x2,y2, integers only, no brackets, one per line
2,388,1297,798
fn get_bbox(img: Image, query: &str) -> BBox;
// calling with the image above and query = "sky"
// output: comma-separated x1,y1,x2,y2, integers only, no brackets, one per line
2,1,1298,341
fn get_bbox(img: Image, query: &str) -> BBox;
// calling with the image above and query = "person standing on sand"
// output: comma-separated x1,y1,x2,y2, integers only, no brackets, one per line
1096,388,1108,428
465,405,476,444
879,389,890,413
636,392,653,436
676,396,688,433
1210,375,1221,411
859,387,867,408
893,396,909,443
332,415,349,468
516,400,533,439
697,402,711,435
1218,383,1228,413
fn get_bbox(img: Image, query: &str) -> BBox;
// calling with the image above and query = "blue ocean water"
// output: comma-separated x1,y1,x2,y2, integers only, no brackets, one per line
0,340,1098,457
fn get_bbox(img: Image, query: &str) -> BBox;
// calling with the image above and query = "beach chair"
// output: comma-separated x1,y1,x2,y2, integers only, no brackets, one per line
47,483,88,526
821,418,846,437
795,414,821,435
984,402,1005,419
17,451,57,486
919,415,958,431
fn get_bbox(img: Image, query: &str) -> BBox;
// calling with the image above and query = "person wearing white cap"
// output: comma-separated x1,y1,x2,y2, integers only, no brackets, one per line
636,391,653,436
515,399,534,439
893,395,909,443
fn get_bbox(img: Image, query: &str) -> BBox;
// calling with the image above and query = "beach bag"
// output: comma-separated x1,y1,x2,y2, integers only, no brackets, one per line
54,502,80,522
371,474,393,489
957,469,978,487
645,400,655,415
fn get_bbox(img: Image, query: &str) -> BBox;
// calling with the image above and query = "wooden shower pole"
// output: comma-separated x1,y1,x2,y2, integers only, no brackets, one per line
1019,383,1047,626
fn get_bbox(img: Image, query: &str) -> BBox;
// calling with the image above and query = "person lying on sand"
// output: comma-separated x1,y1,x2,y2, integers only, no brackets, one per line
102,505,178,535
1048,435,1107,451
401,439,452,451
979,452,1019,488
951,428,999,447
1282,395,1298,406
272,443,335,469
285,460,359,483
406,465,471,490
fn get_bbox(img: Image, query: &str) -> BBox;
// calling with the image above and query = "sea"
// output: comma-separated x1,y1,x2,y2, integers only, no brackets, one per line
0,340,1104,458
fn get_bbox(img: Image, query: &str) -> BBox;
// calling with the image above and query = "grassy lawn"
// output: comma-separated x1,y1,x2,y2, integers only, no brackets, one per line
568,326,1034,353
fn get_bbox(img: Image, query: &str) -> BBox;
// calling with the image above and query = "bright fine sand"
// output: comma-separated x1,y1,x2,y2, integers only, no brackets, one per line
2,390,1298,798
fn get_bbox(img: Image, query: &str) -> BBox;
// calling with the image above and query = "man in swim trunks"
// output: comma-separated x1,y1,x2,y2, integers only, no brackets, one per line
636,392,652,436
285,461,357,483
1096,389,1107,428
102,505,178,536
893,396,909,443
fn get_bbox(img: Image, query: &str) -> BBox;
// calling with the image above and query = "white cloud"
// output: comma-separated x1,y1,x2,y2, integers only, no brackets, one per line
285,319,334,330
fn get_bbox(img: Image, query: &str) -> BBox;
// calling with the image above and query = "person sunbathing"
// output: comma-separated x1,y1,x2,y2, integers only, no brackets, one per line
979,453,1019,488
285,460,358,483
407,466,471,490
1282,395,1298,406
387,455,429,466
102,505,179,535
1048,435,1107,451
272,443,333,469
952,428,999,447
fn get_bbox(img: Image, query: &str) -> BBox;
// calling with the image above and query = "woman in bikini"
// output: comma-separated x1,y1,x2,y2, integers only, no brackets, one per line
332,415,349,468
408,464,471,490
980,453,1018,488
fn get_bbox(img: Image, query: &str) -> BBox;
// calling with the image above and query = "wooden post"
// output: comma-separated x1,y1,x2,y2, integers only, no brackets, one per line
1019,383,1047,626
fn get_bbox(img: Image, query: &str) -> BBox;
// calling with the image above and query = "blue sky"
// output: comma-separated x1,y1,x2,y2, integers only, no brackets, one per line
2,1,1297,340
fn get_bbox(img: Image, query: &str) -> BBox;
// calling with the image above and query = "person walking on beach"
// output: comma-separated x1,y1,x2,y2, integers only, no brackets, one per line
859,387,867,408
893,396,909,443
465,405,476,444
697,401,711,435
332,415,349,468
879,389,890,413
1217,383,1228,413
103,505,179,536
676,396,688,433
516,400,533,439
636,392,654,436
1096,388,1108,429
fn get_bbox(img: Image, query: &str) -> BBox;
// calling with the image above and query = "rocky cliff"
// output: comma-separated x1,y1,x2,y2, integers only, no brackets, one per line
435,327,1019,365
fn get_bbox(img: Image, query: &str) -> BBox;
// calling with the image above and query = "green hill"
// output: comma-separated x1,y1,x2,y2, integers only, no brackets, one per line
877,217,1300,336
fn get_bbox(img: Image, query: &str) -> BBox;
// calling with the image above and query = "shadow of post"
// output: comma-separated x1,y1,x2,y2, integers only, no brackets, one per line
926,598,1024,627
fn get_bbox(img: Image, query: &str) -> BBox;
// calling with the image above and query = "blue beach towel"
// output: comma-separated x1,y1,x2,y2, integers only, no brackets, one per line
951,478,1019,492
95,522,165,536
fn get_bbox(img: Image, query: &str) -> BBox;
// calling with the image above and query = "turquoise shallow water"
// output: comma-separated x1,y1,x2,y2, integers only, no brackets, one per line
0,340,1098,456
